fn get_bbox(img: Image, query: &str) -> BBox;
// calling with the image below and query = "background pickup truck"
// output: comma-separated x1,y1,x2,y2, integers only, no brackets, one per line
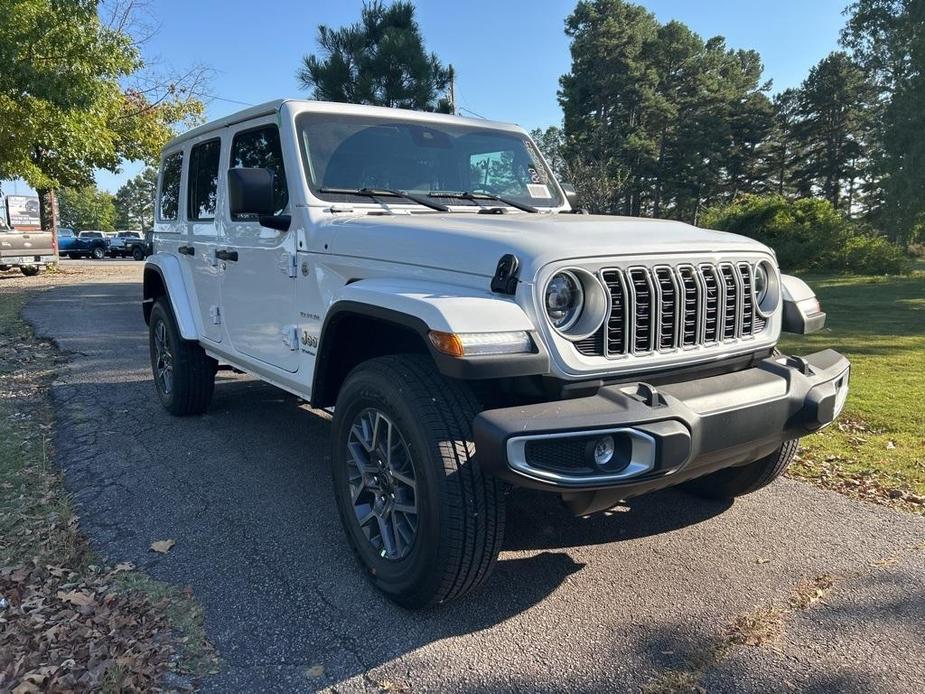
109,231,147,260
58,229,110,259
0,225,56,276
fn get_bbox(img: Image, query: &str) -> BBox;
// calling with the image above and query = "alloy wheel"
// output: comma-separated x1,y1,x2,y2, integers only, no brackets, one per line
345,408,418,560
153,320,173,395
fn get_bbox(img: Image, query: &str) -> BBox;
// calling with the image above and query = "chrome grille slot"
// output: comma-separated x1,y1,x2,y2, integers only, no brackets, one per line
738,263,755,336
677,266,700,347
719,264,739,339
601,270,627,357
699,265,721,343
628,268,655,353
653,267,678,350
574,259,771,359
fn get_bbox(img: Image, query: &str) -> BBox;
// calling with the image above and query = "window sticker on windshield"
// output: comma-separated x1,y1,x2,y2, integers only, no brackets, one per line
527,184,552,199
528,167,541,184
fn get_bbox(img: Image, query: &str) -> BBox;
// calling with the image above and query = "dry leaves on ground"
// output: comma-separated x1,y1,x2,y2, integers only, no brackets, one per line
0,563,182,692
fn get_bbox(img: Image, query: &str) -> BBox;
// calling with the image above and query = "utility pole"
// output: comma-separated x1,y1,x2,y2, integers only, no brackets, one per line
448,64,456,115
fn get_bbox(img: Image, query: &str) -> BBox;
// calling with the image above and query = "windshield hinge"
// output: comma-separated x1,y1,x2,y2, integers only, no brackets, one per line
491,254,520,295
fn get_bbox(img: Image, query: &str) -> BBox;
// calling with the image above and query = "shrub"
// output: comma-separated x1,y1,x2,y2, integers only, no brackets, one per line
701,194,908,275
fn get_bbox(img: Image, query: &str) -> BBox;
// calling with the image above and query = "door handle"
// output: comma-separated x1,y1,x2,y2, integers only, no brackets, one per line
178,245,195,256
215,249,238,262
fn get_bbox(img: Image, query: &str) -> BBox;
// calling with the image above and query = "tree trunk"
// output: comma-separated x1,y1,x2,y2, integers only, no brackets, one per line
37,189,58,231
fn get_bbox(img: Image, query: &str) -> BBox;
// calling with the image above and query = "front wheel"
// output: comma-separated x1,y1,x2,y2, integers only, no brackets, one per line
683,439,799,500
91,246,106,260
331,355,506,608
148,299,216,415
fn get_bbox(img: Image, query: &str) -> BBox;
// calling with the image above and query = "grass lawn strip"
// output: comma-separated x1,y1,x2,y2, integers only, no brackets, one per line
780,266,925,512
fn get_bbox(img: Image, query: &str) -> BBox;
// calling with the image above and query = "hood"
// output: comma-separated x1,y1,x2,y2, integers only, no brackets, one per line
322,212,772,282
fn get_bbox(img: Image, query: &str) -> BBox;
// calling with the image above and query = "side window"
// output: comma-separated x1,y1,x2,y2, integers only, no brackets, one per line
229,126,288,220
187,139,222,221
159,151,183,221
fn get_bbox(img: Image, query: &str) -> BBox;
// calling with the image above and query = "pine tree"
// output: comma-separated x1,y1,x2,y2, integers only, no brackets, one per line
297,1,453,113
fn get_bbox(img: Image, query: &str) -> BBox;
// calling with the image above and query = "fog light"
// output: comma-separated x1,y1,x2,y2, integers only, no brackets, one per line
592,435,615,467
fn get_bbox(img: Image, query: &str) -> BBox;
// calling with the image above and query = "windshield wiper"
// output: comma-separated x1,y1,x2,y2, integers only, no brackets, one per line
428,190,538,213
319,187,450,212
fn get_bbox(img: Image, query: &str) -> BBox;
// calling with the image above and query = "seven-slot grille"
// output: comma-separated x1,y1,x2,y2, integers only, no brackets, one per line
580,262,768,358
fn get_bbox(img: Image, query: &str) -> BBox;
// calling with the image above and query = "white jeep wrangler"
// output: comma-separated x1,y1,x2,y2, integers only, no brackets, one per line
144,99,849,607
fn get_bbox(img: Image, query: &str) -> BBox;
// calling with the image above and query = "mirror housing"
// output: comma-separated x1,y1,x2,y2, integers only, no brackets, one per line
781,275,826,334
227,168,290,231
560,182,587,213
228,168,276,216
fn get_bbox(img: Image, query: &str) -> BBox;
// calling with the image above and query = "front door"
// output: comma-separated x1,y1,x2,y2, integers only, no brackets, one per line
219,120,299,373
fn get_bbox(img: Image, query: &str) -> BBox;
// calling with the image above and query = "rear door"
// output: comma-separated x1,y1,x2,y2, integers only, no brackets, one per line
219,119,299,372
183,138,224,343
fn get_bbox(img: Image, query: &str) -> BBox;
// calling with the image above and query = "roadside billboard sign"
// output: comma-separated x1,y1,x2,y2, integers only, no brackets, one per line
4,195,41,229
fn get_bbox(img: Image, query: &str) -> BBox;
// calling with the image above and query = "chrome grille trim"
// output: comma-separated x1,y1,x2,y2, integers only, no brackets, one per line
583,261,769,359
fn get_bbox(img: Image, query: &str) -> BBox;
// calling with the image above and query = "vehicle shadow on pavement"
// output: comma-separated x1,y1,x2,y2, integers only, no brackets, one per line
504,488,732,551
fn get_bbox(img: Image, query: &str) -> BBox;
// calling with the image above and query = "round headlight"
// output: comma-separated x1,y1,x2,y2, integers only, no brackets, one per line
545,271,584,331
754,263,769,304
753,260,780,317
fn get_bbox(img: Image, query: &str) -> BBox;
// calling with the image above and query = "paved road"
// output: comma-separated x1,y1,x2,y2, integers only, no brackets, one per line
23,269,925,693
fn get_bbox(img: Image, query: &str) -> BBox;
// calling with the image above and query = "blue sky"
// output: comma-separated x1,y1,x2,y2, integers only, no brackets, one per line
4,0,848,198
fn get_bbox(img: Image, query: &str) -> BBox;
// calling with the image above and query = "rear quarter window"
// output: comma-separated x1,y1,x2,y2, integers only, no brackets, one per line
159,151,183,221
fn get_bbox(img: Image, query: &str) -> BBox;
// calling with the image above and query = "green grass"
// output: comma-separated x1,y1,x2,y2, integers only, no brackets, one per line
779,261,925,504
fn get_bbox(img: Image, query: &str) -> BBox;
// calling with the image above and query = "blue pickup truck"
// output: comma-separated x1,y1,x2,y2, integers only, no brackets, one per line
58,229,111,260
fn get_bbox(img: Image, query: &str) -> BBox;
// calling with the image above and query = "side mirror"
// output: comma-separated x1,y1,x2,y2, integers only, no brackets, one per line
227,168,292,231
228,168,276,216
560,182,583,211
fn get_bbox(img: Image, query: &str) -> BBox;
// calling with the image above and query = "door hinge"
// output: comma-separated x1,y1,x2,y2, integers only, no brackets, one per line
281,324,299,351
209,305,222,325
279,252,298,278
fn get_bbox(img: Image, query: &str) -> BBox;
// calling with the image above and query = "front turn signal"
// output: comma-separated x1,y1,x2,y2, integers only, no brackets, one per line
428,330,532,357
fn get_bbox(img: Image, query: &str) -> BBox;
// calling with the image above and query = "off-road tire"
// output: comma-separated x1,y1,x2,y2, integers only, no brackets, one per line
20,266,40,277
683,438,799,499
149,298,216,416
684,348,799,499
91,246,106,260
331,354,506,608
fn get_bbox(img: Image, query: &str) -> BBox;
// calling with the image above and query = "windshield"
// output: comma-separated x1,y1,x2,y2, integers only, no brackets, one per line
297,112,562,209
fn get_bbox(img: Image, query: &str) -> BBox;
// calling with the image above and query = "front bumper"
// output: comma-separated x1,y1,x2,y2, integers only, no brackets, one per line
473,349,850,514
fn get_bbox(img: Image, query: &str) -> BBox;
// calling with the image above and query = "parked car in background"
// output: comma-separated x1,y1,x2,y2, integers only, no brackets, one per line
0,222,56,275
59,230,110,259
109,231,144,258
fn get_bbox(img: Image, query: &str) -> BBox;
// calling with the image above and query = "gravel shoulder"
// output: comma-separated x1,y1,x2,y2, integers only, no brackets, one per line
12,261,925,693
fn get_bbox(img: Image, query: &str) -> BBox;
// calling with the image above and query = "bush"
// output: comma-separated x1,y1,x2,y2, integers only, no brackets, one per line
701,194,908,275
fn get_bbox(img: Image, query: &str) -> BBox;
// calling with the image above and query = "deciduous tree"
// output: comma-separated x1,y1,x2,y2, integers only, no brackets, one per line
58,186,117,232
0,0,206,230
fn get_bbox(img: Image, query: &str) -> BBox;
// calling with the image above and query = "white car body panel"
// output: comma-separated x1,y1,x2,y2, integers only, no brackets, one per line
149,98,790,395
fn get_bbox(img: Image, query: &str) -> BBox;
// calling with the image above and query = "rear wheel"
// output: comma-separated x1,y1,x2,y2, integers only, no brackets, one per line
132,246,145,261
149,298,216,415
331,355,506,608
20,265,40,277
91,246,106,260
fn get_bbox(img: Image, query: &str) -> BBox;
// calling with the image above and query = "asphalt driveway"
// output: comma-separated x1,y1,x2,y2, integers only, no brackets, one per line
22,267,925,693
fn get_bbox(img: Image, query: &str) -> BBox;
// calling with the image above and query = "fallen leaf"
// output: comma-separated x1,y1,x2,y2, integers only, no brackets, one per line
150,539,176,554
305,664,325,678
113,562,135,572
56,590,94,607
886,440,896,450
756,557,771,565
